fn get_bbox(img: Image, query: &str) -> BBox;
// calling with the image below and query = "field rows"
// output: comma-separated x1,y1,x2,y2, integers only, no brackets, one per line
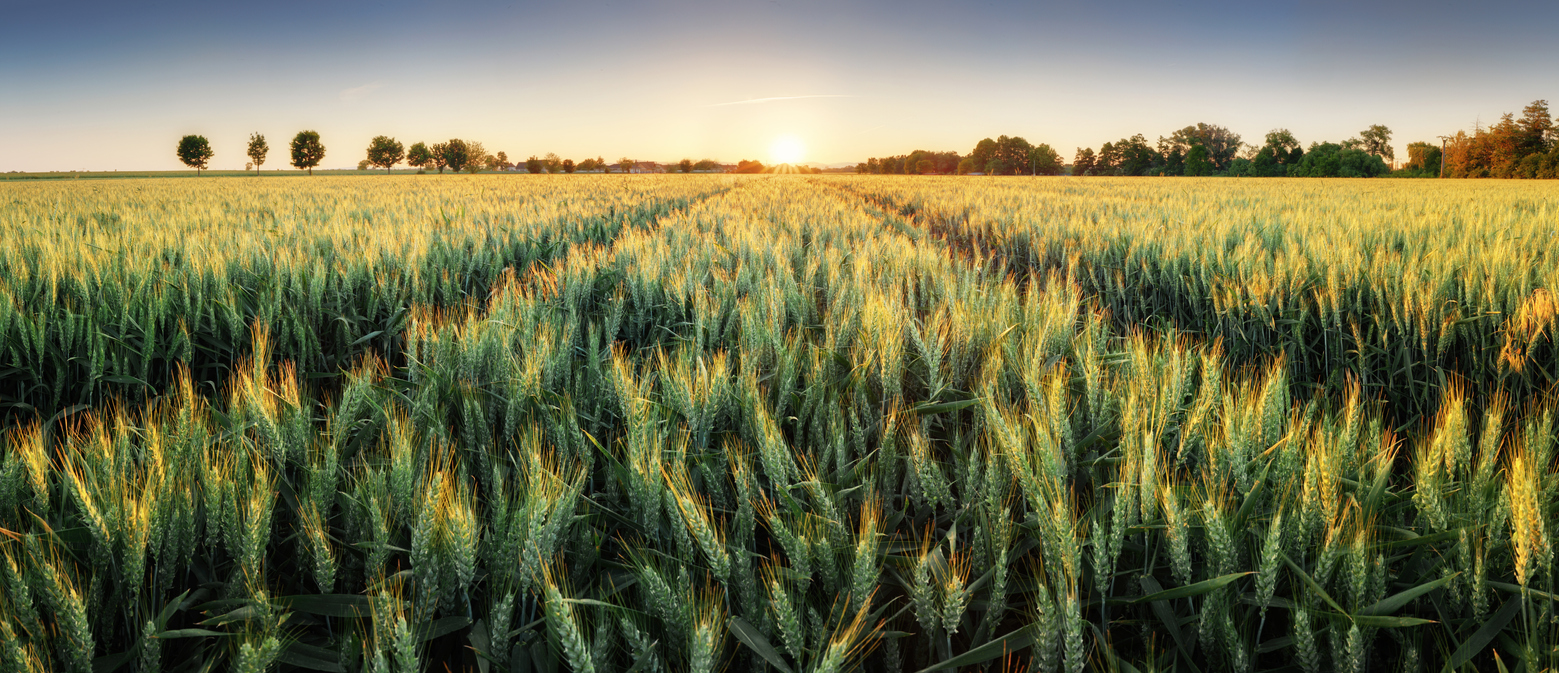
1,176,1557,672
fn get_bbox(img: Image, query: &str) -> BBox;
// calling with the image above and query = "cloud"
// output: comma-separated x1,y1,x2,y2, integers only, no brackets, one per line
340,82,384,102
706,94,856,107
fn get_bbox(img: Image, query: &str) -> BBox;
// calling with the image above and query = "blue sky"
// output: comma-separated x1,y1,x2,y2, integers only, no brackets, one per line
2,0,1557,171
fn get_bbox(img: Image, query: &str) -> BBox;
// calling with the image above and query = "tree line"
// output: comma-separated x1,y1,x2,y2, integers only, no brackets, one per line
860,136,1063,175
1437,100,1559,178
858,102,1557,179
177,133,743,175
175,100,1558,179
859,125,1398,178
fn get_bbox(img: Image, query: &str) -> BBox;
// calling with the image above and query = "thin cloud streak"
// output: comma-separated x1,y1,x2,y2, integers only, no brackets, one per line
340,82,384,102
706,94,857,107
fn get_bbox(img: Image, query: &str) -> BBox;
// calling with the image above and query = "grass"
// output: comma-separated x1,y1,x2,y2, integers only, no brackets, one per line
0,174,1556,671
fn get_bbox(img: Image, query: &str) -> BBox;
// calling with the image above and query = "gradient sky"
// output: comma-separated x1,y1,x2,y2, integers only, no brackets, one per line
3,0,1557,172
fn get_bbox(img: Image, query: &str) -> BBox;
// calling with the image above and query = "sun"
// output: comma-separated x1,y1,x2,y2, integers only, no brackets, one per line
769,135,805,165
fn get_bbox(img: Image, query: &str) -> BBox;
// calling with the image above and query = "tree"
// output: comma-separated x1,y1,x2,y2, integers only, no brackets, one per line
439,139,471,173
679,158,693,173
1184,145,1213,176
1291,142,1388,177
407,142,432,172
967,138,999,174
1029,144,1064,176
1164,123,1242,171
357,160,371,170
1109,134,1157,176
496,152,510,171
563,159,576,173
735,160,764,174
619,157,635,173
1073,147,1096,176
430,143,449,173
464,142,489,173
1518,100,1553,156
1404,142,1443,176
1484,114,1526,177
366,135,404,174
526,156,544,174
544,153,563,173
979,136,1036,175
176,135,213,174
1356,125,1394,162
1251,129,1302,177
246,133,268,175
1094,142,1120,176
290,130,325,175
1441,101,1559,179
694,159,719,172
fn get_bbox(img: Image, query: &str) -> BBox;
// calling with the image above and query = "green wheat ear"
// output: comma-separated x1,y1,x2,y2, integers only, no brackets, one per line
543,564,595,673
687,582,726,673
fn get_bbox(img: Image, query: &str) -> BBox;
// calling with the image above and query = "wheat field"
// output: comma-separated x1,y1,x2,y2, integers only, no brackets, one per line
1,174,1557,672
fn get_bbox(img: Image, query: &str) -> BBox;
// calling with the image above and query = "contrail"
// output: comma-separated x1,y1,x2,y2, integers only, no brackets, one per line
707,94,856,107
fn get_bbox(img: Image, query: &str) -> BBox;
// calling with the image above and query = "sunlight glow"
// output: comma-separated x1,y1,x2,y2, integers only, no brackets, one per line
769,135,806,165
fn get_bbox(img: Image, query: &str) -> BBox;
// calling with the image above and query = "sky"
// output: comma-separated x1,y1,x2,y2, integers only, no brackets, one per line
3,0,1558,172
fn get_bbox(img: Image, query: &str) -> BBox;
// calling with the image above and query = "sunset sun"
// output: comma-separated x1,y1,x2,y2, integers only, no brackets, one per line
769,135,805,165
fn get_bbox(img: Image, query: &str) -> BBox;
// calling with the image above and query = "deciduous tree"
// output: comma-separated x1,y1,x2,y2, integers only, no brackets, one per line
1290,142,1388,177
1108,134,1157,175
439,139,471,173
1029,144,1064,176
366,135,404,174
1405,141,1442,175
1165,123,1242,171
1252,129,1302,177
176,135,213,174
1356,124,1394,162
430,143,450,173
464,141,488,173
1073,147,1096,176
985,136,1035,175
246,133,268,175
290,130,325,175
967,138,999,174
1184,145,1213,176
407,142,432,171
1094,142,1120,176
